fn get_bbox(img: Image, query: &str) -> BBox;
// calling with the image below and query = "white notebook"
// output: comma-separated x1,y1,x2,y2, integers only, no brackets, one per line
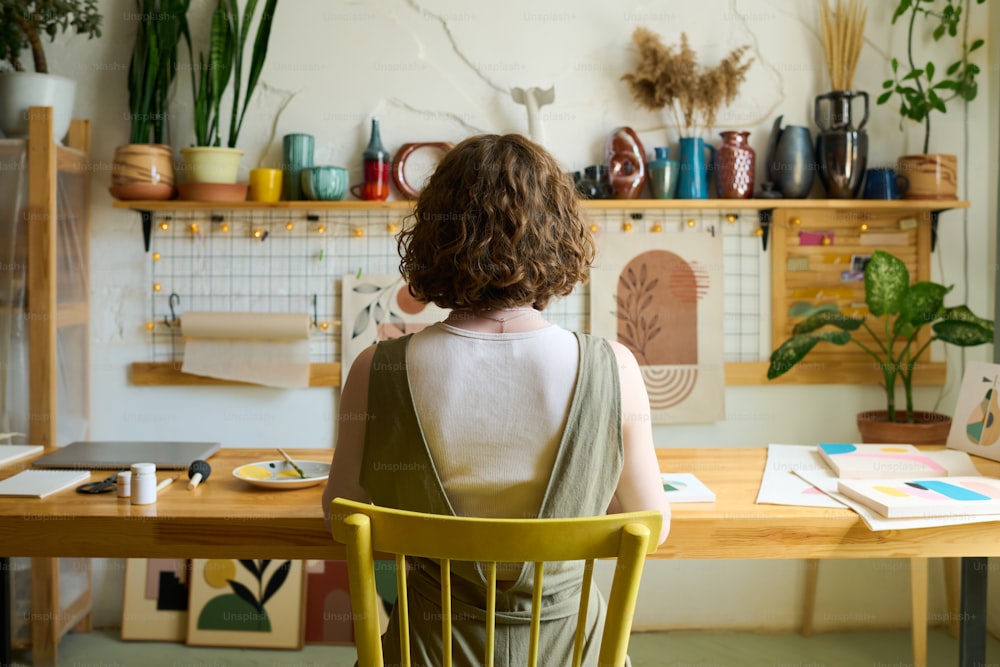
0,469,90,498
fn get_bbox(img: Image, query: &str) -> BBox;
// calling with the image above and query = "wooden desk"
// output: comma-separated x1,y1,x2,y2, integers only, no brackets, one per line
0,447,995,664
2,448,1000,560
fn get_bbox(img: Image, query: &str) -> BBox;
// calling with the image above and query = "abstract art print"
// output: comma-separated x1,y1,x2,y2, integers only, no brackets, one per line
590,231,725,423
341,273,450,375
304,560,353,645
186,559,305,649
947,361,1000,461
121,558,190,642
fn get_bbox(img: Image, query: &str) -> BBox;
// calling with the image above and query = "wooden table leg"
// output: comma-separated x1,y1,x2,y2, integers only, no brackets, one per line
910,558,928,667
944,557,961,639
800,558,819,637
1,558,11,667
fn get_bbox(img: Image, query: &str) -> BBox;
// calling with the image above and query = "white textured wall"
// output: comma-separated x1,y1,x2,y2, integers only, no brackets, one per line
43,0,996,631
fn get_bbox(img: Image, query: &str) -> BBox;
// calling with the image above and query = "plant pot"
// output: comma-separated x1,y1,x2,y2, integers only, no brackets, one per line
0,72,76,142
856,410,953,445
896,154,957,200
110,144,176,200
179,146,244,184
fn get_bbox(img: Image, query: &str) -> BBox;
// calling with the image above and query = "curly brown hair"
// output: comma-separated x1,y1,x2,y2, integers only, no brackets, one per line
398,134,594,311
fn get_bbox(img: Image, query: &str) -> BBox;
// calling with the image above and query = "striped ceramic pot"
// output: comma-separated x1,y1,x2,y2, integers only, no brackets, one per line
111,143,176,200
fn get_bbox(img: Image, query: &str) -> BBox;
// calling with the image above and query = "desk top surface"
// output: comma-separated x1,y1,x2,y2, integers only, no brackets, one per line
1,446,999,560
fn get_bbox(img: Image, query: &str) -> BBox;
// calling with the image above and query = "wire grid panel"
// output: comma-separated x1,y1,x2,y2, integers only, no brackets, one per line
147,206,768,364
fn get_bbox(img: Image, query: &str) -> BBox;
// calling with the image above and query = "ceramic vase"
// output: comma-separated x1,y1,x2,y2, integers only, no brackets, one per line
282,133,314,200
765,115,815,199
647,147,678,199
814,91,869,198
715,131,755,199
676,137,714,199
576,165,613,199
605,126,647,199
110,144,176,200
360,118,390,201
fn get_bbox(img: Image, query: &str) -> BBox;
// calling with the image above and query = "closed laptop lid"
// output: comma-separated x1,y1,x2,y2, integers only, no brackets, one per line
31,441,221,470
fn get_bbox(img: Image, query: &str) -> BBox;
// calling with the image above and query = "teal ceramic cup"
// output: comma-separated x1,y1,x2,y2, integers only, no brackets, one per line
301,166,349,201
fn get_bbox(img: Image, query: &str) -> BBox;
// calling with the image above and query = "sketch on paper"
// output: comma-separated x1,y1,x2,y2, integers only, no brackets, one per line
589,231,724,423
340,273,450,375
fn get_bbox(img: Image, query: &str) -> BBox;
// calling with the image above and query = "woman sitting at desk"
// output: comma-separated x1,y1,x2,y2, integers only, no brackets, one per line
322,133,669,665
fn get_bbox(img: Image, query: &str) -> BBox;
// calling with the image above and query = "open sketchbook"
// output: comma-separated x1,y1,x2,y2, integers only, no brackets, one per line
0,469,90,498
817,443,980,479
661,473,715,503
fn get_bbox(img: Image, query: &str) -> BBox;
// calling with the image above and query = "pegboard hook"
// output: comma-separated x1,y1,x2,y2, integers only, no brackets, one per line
165,293,181,328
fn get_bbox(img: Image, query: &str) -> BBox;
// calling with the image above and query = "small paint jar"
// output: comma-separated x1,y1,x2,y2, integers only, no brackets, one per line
116,470,131,498
130,463,157,505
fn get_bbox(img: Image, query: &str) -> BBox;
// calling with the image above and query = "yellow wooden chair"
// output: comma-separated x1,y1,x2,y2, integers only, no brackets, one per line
329,498,662,667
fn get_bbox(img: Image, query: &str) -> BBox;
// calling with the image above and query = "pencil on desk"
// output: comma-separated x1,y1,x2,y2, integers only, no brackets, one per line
156,475,179,493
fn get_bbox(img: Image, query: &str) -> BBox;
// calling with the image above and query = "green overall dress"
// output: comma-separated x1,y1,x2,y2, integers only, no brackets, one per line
360,331,626,666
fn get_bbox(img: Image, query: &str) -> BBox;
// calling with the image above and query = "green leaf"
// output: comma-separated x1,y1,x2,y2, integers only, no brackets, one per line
864,250,909,317
877,90,894,105
902,69,923,81
969,38,984,52
767,332,852,380
792,310,864,336
925,61,935,82
895,281,949,337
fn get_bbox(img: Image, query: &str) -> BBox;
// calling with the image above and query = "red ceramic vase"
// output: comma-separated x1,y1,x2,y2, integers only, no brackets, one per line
605,127,647,199
716,130,755,199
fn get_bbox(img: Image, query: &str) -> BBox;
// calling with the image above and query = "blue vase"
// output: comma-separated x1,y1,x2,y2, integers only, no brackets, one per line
647,146,679,199
676,137,714,199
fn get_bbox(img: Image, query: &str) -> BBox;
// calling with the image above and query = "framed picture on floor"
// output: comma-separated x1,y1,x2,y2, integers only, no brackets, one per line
186,559,305,649
121,558,190,642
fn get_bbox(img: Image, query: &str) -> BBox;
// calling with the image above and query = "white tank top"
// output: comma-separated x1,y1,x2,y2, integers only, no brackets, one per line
407,322,580,519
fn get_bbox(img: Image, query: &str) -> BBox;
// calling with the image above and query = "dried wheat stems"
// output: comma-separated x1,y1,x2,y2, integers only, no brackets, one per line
820,0,867,90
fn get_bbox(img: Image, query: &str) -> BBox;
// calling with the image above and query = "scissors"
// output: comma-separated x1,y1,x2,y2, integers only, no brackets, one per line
76,473,119,494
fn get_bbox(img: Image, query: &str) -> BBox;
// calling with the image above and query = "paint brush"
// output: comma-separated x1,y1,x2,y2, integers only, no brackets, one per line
277,447,306,478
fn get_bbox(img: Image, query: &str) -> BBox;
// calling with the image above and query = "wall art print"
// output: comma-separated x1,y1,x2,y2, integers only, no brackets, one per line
590,231,725,423
120,558,190,642
186,559,305,649
947,361,1000,462
341,273,450,375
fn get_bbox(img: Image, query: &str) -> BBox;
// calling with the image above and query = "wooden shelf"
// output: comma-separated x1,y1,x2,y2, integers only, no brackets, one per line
112,198,970,212
129,360,945,388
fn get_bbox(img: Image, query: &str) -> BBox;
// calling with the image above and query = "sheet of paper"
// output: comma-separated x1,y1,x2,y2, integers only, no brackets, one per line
0,445,43,467
756,444,844,508
0,469,90,498
180,312,312,389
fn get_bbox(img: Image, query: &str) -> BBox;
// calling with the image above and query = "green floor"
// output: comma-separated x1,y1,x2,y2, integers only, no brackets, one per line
11,626,1000,666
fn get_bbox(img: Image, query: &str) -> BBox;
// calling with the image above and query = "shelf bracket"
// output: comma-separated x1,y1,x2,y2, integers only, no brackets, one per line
756,208,774,251
930,210,942,252
140,210,153,252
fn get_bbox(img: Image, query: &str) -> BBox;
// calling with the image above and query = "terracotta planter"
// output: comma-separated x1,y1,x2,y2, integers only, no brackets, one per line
856,410,952,445
110,144,176,200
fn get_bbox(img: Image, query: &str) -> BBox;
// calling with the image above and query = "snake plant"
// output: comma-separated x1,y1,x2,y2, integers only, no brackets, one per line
188,0,278,148
767,250,993,423
127,0,190,144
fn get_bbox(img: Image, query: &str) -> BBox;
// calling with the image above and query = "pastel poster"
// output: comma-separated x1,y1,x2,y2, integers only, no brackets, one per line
590,231,725,423
340,273,450,375
947,361,1000,462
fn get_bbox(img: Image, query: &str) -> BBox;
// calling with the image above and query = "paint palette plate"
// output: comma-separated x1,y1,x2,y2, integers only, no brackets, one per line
232,459,330,490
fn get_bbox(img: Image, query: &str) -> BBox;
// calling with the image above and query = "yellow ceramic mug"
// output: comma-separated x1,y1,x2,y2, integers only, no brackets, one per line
248,168,283,202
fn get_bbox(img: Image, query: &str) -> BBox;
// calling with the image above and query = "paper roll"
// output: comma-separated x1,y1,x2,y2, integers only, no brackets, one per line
180,312,312,388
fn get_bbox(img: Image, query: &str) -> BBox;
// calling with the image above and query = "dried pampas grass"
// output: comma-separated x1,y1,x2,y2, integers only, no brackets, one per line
819,0,867,90
621,28,753,137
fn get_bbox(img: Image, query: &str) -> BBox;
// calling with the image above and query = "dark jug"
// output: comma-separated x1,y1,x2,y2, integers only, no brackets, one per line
814,91,869,198
765,115,815,199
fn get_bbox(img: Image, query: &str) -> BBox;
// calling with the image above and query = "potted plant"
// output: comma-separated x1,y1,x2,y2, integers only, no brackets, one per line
0,0,102,141
179,0,278,188
876,0,986,199
110,0,192,201
767,250,993,443
621,28,753,199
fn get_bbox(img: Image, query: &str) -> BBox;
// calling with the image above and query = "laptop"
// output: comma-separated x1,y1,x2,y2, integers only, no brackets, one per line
31,441,221,470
